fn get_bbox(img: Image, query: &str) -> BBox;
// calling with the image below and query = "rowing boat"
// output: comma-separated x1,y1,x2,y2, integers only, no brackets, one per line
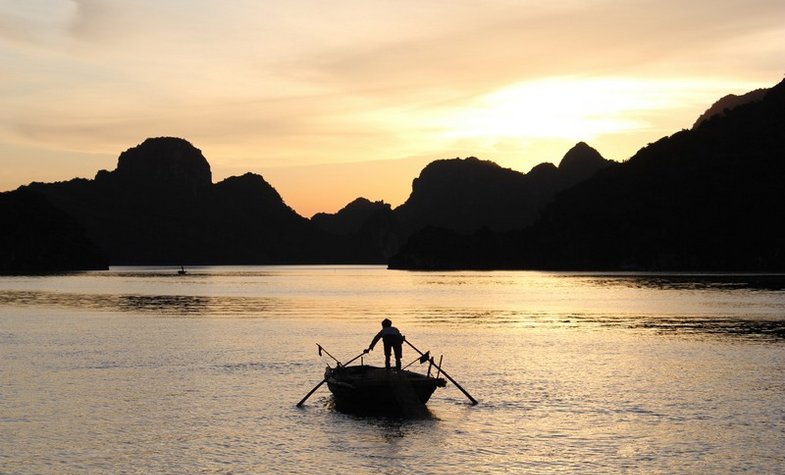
296,340,476,411
325,364,446,411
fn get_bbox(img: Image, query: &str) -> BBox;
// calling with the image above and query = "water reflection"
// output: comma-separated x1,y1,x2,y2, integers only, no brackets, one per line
0,290,278,316
3,288,785,342
118,294,210,313
414,307,785,342
327,395,437,419
636,316,785,340
2,269,784,343
580,273,785,291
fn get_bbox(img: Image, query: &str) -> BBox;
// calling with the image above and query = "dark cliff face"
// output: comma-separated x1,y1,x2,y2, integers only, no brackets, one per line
0,189,108,272
93,137,213,214
530,82,785,270
311,198,393,235
22,137,325,265
205,173,324,264
393,147,611,235
213,173,293,218
692,88,768,129
558,142,609,184
310,198,399,263
390,79,785,271
312,145,610,262
114,137,212,190
307,143,613,262
394,157,533,234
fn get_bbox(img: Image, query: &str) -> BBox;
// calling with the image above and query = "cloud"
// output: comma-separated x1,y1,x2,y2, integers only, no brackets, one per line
303,0,783,96
0,0,78,48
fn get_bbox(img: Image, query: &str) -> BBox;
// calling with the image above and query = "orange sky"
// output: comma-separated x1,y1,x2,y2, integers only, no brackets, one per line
1,1,783,216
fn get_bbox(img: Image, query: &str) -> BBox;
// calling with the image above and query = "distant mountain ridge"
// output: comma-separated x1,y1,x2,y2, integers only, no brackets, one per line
389,79,785,271
392,142,610,234
110,136,212,197
307,142,611,260
4,79,781,272
0,189,107,272
21,137,325,265
692,88,768,128
312,198,392,235
3,137,608,269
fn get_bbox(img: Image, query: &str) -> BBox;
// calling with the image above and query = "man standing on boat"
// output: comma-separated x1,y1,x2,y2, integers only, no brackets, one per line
365,318,404,371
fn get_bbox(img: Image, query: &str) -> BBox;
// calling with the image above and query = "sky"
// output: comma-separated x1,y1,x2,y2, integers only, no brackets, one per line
1,0,783,217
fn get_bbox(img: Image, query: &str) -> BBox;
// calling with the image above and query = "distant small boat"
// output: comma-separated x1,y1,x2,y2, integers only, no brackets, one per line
325,364,446,412
177,266,187,275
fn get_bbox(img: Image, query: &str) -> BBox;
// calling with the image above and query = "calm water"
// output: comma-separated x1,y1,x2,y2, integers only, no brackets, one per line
1,266,784,474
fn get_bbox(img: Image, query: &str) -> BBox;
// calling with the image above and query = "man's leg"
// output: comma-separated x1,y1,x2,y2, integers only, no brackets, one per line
383,341,392,370
393,342,402,371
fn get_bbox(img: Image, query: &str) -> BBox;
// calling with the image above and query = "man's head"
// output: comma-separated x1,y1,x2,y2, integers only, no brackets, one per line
381,318,392,328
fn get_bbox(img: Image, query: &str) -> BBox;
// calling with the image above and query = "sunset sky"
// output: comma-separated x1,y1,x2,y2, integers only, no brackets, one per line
1,1,783,216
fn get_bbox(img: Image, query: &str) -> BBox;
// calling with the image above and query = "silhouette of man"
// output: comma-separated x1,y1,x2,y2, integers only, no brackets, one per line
365,318,404,371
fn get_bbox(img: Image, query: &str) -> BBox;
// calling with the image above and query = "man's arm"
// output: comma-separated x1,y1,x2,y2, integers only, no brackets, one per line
367,332,382,351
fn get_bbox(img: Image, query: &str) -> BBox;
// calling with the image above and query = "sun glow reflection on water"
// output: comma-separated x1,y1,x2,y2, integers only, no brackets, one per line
1,266,784,473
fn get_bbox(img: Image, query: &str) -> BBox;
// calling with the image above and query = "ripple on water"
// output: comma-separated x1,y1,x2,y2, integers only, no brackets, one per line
2,268,785,473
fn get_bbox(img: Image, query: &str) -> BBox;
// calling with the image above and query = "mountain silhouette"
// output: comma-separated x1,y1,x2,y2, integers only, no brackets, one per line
111,136,212,197
394,145,610,234
390,78,785,270
16,135,608,268
558,141,610,180
9,78,782,271
309,198,403,262
394,157,538,234
692,88,768,128
312,198,393,235
0,189,107,272
22,137,326,265
310,142,611,260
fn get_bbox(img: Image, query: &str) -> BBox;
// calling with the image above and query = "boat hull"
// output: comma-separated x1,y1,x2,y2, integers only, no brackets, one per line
325,365,446,412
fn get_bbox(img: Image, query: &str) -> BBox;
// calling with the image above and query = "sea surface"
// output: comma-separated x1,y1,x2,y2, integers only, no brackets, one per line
1,266,784,474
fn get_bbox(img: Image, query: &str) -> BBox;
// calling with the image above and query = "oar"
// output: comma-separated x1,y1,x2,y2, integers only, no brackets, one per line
296,380,327,408
404,339,478,405
296,348,366,407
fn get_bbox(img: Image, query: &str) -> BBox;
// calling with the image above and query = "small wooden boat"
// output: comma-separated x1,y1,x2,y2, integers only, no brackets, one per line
296,341,476,411
325,364,446,411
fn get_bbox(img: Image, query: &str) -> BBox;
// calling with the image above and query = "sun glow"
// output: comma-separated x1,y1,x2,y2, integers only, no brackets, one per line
438,77,722,142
